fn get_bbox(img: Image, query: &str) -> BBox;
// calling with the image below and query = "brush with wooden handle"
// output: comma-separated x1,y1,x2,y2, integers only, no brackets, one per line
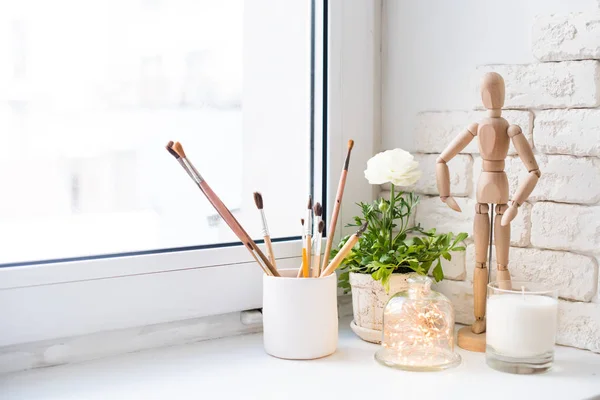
298,218,308,278
313,220,325,277
320,222,367,277
321,139,354,272
253,192,277,271
166,141,279,277
305,195,313,278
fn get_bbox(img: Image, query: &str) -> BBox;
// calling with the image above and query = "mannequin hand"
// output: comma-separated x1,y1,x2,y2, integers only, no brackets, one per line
501,204,518,226
441,196,461,212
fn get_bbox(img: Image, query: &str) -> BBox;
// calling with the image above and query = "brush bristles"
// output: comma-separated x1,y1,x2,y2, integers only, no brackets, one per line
356,222,368,236
307,195,312,209
172,142,186,158
343,139,355,170
318,220,325,233
253,192,263,209
166,141,180,159
313,202,322,217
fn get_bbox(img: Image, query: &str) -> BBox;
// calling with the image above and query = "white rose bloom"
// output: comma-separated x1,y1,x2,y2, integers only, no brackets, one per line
364,148,421,186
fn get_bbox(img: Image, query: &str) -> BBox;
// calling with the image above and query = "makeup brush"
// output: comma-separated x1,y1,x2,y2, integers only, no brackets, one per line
305,195,313,278
312,220,325,277
298,218,308,278
322,139,354,272
320,222,367,277
166,141,279,277
253,192,277,270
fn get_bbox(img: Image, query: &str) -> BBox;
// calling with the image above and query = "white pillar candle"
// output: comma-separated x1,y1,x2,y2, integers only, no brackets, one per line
487,294,558,358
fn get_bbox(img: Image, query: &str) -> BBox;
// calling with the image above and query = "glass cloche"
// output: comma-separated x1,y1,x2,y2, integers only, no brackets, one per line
375,276,461,371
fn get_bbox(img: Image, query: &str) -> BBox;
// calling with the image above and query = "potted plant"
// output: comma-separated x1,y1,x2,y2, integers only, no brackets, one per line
332,149,467,343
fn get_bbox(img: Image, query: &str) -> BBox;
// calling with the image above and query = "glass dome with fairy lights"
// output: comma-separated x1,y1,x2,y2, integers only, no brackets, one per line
375,276,461,371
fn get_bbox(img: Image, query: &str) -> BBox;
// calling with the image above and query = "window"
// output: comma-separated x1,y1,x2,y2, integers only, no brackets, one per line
0,0,319,265
0,0,379,347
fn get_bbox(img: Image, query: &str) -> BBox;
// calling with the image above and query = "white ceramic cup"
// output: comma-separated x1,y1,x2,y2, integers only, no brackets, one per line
262,268,338,359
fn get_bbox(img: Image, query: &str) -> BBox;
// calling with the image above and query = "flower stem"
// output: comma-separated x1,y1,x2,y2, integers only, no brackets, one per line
389,184,395,253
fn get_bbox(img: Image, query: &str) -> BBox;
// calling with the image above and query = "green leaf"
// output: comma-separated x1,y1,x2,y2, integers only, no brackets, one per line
442,252,451,261
379,254,393,264
432,260,444,282
454,232,468,243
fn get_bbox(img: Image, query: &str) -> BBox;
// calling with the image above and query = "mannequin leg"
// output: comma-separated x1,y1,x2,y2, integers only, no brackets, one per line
495,204,511,289
472,203,490,334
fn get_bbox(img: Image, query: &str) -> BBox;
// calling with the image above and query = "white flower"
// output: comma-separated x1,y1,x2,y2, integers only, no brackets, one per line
364,149,421,186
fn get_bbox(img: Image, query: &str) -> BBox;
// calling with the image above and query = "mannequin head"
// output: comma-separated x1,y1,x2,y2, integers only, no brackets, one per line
480,72,505,110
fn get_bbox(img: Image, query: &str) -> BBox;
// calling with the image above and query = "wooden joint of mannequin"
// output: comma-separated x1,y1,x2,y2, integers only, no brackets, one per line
475,203,489,214
531,169,542,178
487,109,502,117
482,159,505,171
466,123,478,136
507,125,522,138
497,263,508,271
495,204,508,214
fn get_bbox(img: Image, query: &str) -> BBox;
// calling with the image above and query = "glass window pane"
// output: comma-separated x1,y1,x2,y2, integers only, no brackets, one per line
0,0,316,264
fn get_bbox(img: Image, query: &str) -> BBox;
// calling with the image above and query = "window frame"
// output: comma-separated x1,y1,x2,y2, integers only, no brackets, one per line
0,0,382,347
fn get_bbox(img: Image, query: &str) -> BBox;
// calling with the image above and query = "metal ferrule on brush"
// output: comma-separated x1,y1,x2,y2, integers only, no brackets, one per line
305,211,312,237
180,158,205,185
259,209,270,237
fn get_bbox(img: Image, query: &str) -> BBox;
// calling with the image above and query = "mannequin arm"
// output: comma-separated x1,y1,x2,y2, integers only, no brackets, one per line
501,125,540,226
435,123,478,212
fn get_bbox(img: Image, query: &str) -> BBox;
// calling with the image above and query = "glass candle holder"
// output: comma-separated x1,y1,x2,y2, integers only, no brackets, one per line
486,281,559,374
375,276,461,371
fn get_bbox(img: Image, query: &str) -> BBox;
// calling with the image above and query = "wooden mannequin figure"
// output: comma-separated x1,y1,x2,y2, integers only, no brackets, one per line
435,72,541,352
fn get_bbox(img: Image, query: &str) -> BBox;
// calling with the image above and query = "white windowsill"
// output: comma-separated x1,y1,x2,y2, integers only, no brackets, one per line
1,316,599,400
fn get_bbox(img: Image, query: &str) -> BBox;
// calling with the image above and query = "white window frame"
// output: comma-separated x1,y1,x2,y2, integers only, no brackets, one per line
0,0,381,347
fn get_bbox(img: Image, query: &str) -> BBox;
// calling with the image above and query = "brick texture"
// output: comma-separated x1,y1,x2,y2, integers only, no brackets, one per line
557,301,600,353
531,202,600,253
476,61,600,109
533,13,600,62
526,155,600,204
535,109,600,157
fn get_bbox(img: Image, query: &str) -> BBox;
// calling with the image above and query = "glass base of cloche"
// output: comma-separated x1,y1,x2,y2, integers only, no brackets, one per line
375,347,461,372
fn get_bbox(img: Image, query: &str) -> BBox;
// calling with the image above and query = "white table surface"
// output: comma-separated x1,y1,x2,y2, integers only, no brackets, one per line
1,318,599,400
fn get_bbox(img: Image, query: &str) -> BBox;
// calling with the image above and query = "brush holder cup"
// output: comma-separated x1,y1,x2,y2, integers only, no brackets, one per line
262,269,338,359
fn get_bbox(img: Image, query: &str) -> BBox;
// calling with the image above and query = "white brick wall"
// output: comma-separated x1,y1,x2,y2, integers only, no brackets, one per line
476,61,600,109
533,13,600,62
557,302,600,353
389,14,600,352
527,155,600,204
535,109,600,156
531,203,600,253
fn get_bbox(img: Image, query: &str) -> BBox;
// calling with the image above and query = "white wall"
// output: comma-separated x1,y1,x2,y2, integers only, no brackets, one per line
383,0,598,150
